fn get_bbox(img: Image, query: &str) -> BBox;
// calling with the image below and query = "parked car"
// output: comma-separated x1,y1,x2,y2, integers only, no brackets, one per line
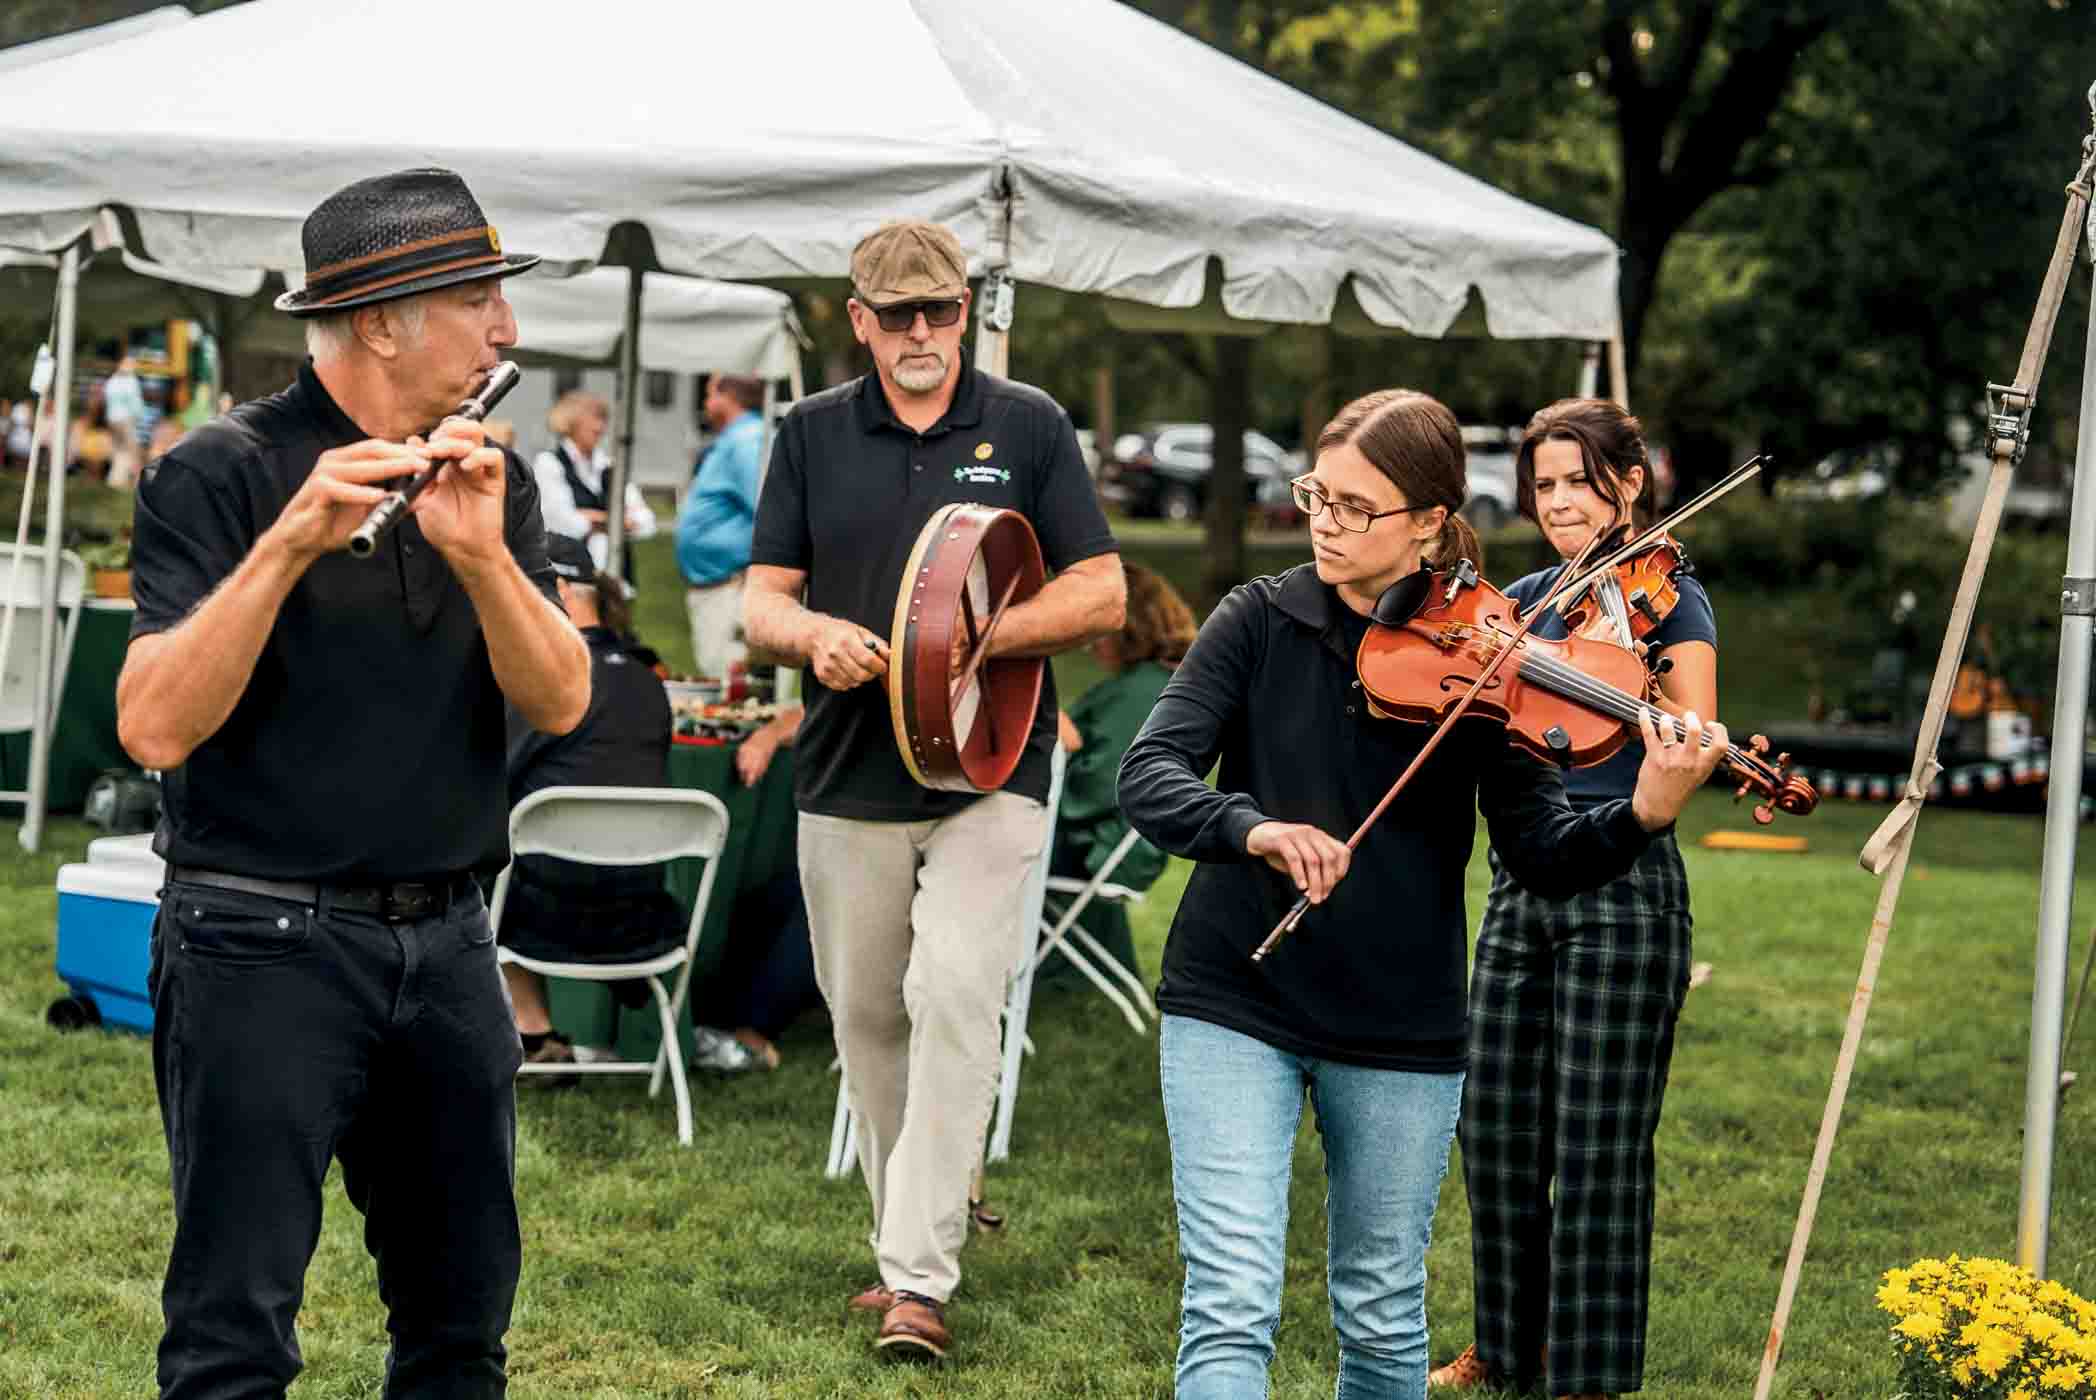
1099,423,1302,521
1459,425,1521,531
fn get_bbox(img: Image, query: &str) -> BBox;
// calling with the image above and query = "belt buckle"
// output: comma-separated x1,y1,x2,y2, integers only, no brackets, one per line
381,881,442,922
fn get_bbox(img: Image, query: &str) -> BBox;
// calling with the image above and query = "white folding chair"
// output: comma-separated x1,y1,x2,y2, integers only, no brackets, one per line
491,784,730,1147
0,545,86,804
1025,826,1157,1033
824,746,1068,1178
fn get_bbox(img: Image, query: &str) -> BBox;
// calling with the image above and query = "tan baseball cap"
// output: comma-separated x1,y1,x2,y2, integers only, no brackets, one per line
850,220,968,306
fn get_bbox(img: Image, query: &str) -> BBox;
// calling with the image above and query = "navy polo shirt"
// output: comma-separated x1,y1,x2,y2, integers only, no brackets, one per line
751,365,1117,821
130,360,562,882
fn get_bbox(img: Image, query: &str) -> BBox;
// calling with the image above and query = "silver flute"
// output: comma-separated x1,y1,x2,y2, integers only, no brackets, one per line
347,360,523,558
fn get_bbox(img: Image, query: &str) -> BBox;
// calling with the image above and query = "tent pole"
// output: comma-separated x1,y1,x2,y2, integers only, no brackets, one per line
1578,341,1602,398
973,269,1013,378
22,243,79,853
605,265,642,574
2018,254,2096,1278
1607,328,1630,411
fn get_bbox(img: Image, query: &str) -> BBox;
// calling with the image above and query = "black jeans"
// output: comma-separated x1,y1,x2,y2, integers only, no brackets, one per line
148,878,524,1399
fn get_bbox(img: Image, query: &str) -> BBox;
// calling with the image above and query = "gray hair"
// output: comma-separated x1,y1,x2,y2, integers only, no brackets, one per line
304,295,430,360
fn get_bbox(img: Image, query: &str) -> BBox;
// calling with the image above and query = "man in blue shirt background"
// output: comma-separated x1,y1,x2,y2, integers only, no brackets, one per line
676,372,767,677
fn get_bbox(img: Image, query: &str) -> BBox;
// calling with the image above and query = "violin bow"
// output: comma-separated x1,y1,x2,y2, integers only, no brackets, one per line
1249,531,1606,964
1541,454,1766,617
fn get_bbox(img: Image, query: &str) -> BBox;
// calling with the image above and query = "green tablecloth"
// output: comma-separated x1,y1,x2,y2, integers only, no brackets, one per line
545,738,797,1061
0,597,135,813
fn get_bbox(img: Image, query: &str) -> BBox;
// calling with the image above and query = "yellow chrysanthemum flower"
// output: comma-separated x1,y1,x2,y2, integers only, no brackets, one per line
2038,1359,2085,1390
1896,1311,1947,1342
1973,1329,2021,1379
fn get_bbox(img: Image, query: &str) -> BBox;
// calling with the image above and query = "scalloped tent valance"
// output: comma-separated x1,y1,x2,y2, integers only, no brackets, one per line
0,0,1617,342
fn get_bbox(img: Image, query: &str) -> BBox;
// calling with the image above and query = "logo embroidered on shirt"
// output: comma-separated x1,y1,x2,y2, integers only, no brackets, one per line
953,464,1011,486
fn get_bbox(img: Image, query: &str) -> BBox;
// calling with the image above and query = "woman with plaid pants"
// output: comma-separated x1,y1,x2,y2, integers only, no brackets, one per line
1430,399,1717,1400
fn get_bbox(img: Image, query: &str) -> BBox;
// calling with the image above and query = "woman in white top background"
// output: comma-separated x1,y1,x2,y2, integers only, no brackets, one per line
532,389,658,579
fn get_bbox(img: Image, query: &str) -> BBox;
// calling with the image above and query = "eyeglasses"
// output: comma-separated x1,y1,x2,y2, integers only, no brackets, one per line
1289,476,1436,533
862,298,966,333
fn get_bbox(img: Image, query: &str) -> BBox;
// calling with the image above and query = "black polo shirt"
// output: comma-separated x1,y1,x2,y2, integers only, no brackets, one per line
1116,564,1653,1071
506,625,670,895
130,360,561,882
750,365,1117,821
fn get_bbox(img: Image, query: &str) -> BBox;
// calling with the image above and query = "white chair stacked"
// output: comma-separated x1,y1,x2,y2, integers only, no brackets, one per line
0,545,86,804
491,784,730,1147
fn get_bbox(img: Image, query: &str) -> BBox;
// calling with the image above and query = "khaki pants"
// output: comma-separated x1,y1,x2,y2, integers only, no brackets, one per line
684,573,747,679
798,792,1045,1302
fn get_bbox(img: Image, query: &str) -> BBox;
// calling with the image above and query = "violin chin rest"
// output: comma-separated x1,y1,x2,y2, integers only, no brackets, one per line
1372,568,1434,627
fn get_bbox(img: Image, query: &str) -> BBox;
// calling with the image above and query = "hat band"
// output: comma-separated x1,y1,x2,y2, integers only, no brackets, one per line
305,225,494,285
302,250,509,308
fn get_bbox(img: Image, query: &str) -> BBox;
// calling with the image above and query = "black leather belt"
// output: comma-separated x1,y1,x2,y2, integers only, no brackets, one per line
168,867,467,923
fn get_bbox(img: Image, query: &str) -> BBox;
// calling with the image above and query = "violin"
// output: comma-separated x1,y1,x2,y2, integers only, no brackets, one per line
1557,531,1689,648
1355,559,1817,823
1250,544,1815,964
1539,453,1767,652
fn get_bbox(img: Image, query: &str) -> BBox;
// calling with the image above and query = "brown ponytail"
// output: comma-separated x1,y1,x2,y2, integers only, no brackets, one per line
1318,388,1483,572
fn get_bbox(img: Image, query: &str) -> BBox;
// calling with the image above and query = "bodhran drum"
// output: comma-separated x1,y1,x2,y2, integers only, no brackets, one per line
888,503,1047,792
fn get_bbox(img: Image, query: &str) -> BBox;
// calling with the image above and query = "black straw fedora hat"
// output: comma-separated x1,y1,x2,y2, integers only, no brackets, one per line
274,168,540,318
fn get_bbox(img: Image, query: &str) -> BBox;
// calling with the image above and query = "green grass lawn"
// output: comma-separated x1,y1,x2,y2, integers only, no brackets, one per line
6,492,2094,1396
4,791,2094,1397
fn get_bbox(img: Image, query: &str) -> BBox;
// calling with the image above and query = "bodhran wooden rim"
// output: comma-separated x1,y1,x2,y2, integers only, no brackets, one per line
887,503,1047,793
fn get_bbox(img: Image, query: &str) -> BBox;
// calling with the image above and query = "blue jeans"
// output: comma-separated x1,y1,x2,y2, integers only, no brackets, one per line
1160,1014,1464,1400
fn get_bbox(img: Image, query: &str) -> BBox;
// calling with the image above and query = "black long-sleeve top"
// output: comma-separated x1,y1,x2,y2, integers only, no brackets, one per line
1116,565,1654,1071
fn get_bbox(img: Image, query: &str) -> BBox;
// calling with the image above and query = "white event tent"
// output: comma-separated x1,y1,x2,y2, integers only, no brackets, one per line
0,0,1621,846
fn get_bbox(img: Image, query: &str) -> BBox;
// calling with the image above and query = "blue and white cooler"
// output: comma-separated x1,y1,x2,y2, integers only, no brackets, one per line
50,833,165,1033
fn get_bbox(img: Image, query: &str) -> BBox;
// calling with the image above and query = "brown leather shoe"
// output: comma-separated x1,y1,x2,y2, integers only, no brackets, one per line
848,1282,895,1313
876,1292,951,1360
1428,1343,1491,1389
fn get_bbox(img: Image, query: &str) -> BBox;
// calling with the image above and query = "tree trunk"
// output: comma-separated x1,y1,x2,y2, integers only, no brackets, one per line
1203,337,1252,607
1090,364,1114,481
1299,326,1332,468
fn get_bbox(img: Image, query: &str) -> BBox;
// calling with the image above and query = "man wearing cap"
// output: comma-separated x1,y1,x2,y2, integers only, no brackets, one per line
498,532,685,1067
117,168,589,1399
745,219,1125,1360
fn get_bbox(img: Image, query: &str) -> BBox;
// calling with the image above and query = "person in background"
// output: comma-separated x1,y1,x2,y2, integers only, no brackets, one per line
676,372,767,679
103,355,149,485
70,397,114,483
497,533,690,1068
144,419,184,472
3,398,28,468
1042,561,1193,984
687,702,822,1072
1430,398,1715,1400
532,389,657,581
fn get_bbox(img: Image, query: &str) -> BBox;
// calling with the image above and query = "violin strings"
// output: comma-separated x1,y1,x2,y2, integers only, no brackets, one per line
1501,644,1774,776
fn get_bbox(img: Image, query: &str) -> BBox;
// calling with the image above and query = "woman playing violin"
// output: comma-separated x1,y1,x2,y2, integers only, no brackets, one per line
1431,397,1715,1400
1117,389,1726,1400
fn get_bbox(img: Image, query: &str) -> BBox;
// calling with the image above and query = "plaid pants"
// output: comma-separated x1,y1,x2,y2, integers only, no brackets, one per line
1458,832,1691,1396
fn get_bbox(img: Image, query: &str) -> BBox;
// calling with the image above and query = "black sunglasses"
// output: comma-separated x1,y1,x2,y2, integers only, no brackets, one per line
863,298,965,333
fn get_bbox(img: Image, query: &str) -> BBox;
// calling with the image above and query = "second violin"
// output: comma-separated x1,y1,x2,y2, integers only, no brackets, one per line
1355,559,1818,823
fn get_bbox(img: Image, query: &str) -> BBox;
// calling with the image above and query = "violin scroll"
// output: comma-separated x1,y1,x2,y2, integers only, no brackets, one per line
1734,733,1818,825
